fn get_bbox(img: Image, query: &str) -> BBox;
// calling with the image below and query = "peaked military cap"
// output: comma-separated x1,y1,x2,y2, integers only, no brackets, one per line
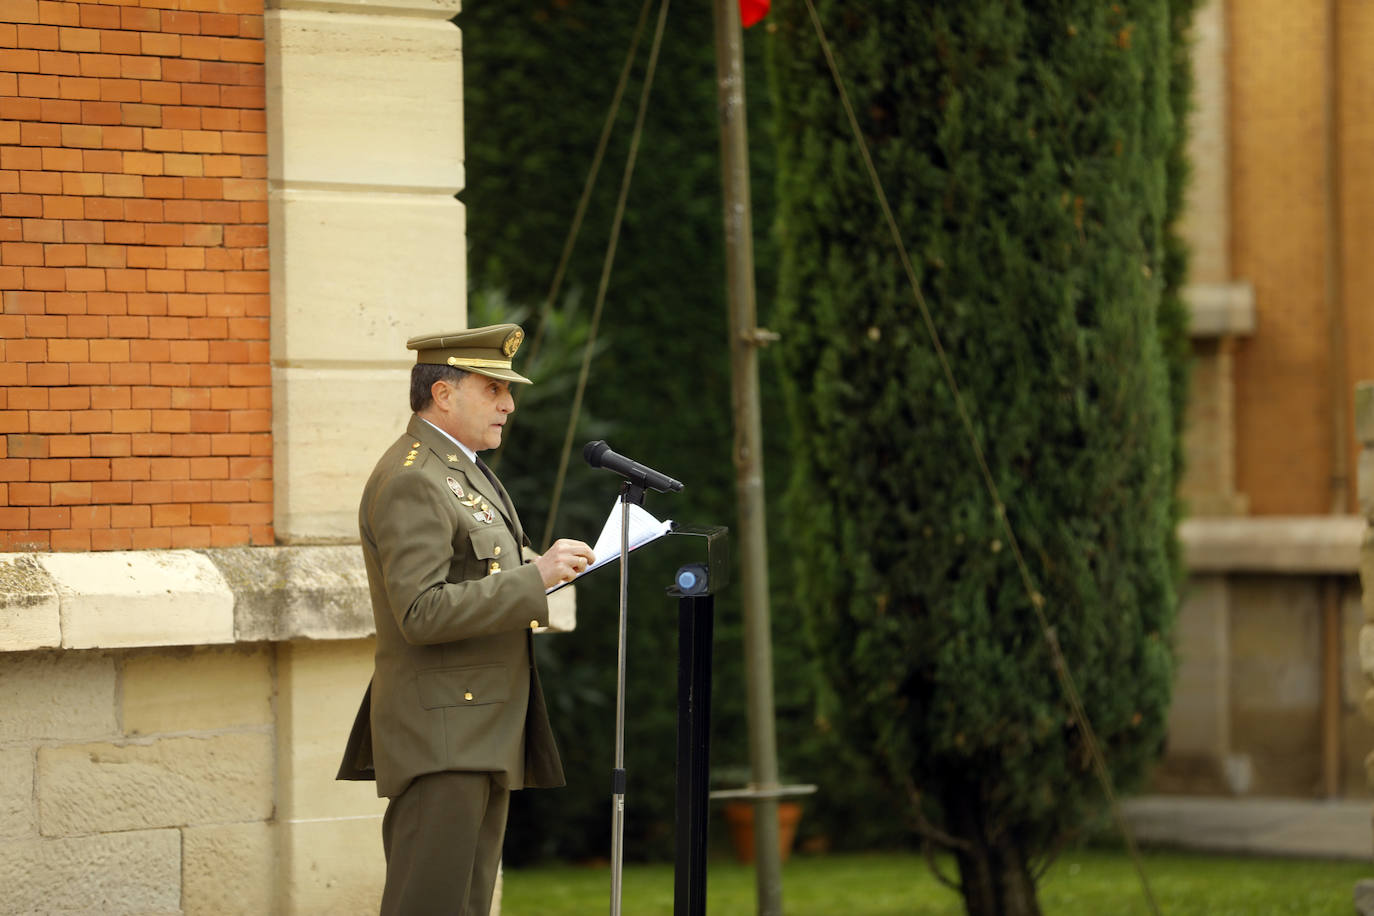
406,324,531,385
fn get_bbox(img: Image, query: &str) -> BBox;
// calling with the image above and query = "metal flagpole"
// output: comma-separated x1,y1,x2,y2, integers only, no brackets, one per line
710,2,785,914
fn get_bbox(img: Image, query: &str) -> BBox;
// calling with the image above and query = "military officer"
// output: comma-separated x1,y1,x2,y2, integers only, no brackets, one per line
337,324,595,915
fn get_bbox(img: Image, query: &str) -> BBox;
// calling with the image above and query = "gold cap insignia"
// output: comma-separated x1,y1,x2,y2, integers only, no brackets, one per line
502,328,524,357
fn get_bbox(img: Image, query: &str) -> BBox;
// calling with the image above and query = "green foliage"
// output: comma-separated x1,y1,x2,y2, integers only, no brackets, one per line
769,0,1192,905
1159,0,1199,567
461,0,828,863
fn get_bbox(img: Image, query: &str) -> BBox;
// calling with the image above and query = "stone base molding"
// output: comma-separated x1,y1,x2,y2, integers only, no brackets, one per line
1162,507,1368,799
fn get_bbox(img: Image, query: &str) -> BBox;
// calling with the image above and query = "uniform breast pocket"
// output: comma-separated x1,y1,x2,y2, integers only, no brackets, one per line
416,664,509,709
465,526,513,576
467,527,504,561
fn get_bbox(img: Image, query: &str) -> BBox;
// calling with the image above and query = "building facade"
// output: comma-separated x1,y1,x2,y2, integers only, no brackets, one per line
1,0,476,910
1162,0,1374,800
1,0,1373,912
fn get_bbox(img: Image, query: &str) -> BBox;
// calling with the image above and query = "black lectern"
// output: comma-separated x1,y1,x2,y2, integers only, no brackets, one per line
666,526,729,916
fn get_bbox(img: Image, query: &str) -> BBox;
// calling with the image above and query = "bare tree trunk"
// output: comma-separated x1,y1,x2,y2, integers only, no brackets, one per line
944,788,1043,916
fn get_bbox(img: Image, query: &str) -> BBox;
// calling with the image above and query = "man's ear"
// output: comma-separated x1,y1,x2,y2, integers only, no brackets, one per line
430,378,453,409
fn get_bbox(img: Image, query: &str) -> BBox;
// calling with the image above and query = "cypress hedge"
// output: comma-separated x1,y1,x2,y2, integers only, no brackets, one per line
770,2,1193,913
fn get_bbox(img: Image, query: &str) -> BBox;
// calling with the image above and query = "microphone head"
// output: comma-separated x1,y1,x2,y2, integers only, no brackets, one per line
583,440,610,467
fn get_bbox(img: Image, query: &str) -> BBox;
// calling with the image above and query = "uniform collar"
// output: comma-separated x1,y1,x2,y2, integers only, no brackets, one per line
406,415,521,540
418,417,477,464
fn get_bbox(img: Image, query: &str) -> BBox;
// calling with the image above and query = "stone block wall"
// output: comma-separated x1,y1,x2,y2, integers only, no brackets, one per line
0,546,398,912
0,545,574,911
0,0,272,552
1157,519,1371,797
0,645,285,914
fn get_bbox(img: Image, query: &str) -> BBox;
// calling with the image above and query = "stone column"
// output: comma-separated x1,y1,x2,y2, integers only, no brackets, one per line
266,0,466,543
1356,382,1374,757
1163,0,1252,789
264,0,469,907
1355,379,1374,908
275,639,387,912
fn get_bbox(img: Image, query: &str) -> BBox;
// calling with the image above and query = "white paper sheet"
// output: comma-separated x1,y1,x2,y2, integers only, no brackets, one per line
544,499,672,594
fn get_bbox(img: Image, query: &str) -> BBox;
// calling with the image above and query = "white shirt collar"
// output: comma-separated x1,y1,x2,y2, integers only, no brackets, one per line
420,418,477,464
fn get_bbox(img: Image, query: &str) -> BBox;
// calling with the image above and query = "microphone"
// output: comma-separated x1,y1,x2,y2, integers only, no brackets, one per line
583,440,684,493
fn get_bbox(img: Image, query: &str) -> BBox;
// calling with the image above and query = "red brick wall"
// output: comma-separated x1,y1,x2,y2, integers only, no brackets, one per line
0,0,270,551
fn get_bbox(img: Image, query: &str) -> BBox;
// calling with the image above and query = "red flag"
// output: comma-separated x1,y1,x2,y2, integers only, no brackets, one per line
740,0,769,28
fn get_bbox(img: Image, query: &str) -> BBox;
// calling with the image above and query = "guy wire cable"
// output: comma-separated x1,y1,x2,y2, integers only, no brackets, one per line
489,0,654,471
523,0,657,372
540,0,673,551
798,1,1161,912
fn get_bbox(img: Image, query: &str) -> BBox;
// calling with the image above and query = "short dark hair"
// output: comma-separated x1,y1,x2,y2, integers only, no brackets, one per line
410,364,469,412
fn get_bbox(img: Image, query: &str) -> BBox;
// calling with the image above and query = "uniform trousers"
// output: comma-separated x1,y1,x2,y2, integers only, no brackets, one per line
380,771,510,916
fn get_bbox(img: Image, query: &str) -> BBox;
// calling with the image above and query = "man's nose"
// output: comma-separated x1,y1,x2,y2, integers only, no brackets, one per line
500,392,515,413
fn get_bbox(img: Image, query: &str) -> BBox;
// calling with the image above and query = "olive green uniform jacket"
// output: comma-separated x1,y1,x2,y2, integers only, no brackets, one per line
337,415,565,798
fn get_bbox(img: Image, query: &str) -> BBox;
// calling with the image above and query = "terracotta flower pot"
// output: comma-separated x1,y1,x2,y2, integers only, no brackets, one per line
722,800,803,864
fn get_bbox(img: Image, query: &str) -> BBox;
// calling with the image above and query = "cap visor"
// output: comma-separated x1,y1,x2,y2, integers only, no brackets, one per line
469,366,532,385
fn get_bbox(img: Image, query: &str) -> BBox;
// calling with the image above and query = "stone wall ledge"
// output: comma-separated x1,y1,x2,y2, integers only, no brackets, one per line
0,546,574,653
1181,515,1366,574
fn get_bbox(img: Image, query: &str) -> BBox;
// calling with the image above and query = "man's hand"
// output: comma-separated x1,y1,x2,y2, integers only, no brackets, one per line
533,539,596,589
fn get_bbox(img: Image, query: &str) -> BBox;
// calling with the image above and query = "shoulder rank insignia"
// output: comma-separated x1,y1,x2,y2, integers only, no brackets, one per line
473,509,496,524
446,477,465,498
447,454,459,463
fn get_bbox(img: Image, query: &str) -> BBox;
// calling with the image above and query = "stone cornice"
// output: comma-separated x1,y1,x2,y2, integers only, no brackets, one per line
1181,515,1366,574
0,546,575,652
1184,282,1256,338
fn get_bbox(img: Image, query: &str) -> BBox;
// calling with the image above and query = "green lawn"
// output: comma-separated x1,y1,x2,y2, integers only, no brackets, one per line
501,850,1371,915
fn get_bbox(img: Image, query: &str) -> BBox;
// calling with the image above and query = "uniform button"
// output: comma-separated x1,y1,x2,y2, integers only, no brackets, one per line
493,546,501,557
529,619,539,629
464,691,474,701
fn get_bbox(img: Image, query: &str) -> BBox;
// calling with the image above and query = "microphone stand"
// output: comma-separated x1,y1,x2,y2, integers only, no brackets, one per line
610,478,645,916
